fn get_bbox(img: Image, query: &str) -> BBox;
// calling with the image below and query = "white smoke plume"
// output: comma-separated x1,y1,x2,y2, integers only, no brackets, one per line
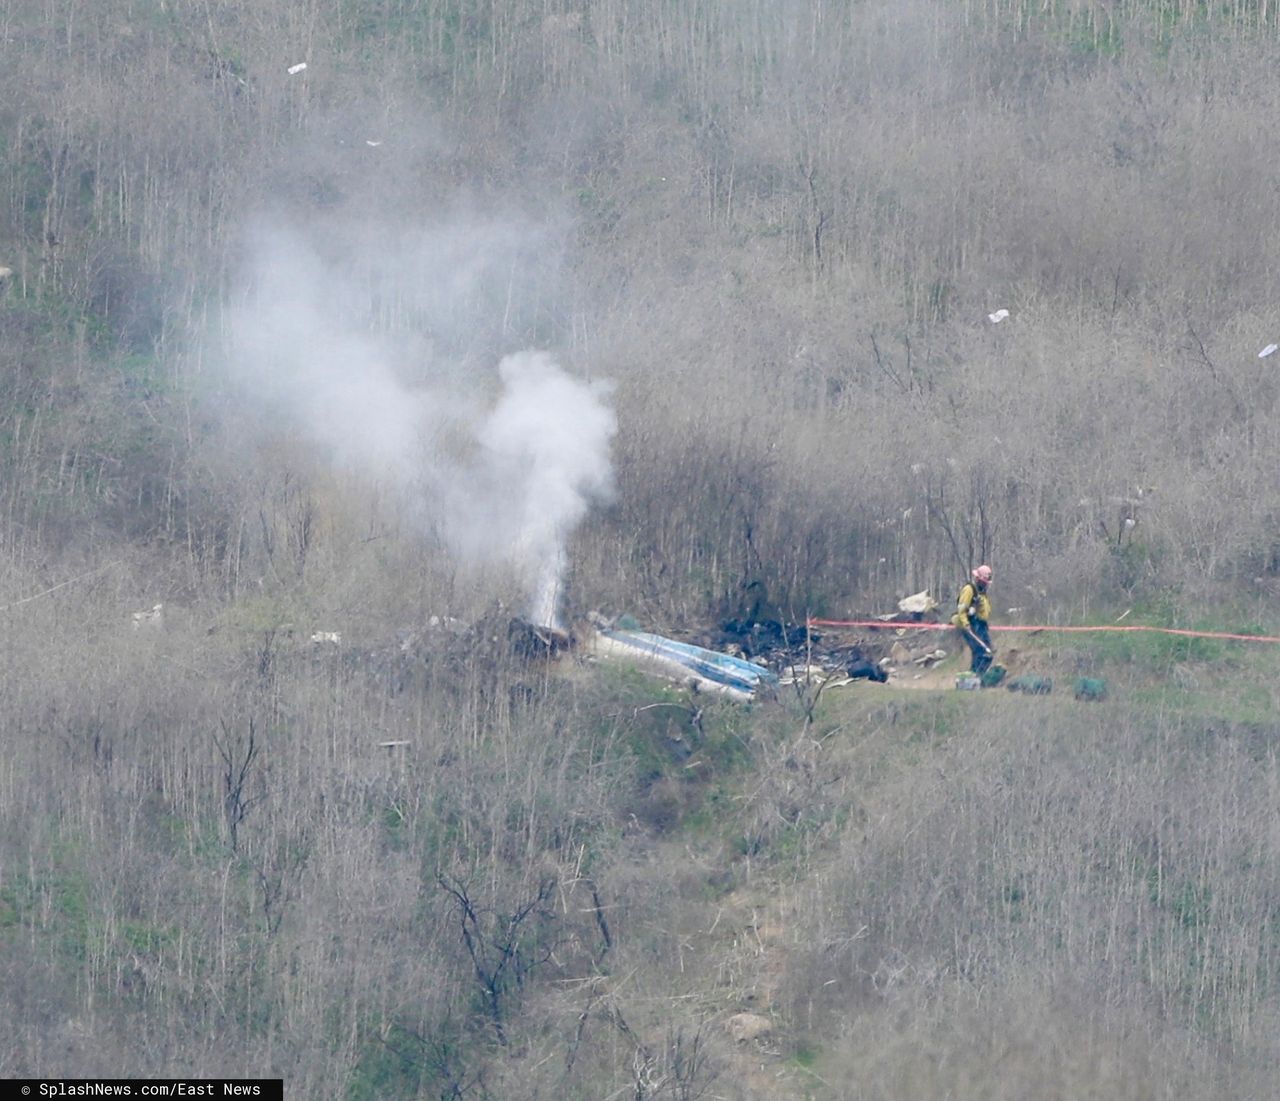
224,221,614,626
477,352,615,627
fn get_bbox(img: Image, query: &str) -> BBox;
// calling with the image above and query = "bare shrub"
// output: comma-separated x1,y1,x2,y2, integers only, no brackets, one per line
783,699,1280,1093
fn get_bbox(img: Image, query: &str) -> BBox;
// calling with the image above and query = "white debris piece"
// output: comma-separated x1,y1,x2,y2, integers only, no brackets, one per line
1259,343,1278,359
987,308,1010,324
897,590,937,615
310,631,341,644
365,140,382,147
131,604,164,629
778,664,830,687
287,62,307,75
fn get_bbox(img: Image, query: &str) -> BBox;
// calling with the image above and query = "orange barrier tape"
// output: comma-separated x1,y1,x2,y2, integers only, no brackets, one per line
806,619,1280,644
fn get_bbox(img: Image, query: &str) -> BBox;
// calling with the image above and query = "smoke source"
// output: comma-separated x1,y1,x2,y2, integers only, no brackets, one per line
225,225,614,627
478,351,615,627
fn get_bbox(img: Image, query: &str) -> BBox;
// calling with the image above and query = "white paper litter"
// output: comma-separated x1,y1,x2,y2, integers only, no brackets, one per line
987,309,1010,324
287,62,307,75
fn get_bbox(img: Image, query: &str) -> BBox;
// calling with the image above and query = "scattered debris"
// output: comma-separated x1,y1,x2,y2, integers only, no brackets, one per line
310,631,341,644
987,308,1010,324
715,618,809,658
956,672,982,691
897,590,938,616
777,663,829,687
1259,344,1278,359
131,603,163,629
365,140,382,147
287,62,307,74
871,593,939,624
846,655,888,683
508,618,573,660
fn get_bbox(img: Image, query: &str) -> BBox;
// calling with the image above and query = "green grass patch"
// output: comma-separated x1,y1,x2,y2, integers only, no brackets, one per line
1074,626,1225,667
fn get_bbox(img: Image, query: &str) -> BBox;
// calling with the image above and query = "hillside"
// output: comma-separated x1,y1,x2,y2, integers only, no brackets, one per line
3,1,1280,1096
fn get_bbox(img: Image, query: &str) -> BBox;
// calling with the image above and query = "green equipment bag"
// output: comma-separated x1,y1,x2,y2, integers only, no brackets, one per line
980,665,1007,688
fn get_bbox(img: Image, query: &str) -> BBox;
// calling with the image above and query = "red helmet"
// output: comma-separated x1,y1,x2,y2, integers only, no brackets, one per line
972,565,993,584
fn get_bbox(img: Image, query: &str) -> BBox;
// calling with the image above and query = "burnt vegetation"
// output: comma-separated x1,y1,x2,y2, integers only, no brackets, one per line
3,2,1280,1097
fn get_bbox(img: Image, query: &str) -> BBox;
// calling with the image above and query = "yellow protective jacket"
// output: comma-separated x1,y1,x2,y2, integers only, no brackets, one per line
951,582,991,630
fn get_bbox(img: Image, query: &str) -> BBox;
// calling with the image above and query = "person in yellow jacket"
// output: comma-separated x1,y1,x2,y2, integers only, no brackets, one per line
952,564,994,674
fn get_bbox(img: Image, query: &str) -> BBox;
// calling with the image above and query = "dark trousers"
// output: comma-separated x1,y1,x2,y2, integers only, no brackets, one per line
962,620,992,674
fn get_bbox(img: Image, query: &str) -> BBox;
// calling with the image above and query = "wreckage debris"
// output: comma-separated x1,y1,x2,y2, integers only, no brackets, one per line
871,590,940,624
846,656,888,683
777,663,829,687
590,627,779,701
507,618,574,660
716,617,808,657
896,590,938,616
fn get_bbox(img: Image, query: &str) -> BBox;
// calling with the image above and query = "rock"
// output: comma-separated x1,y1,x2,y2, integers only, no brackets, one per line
889,641,912,665
725,1012,772,1043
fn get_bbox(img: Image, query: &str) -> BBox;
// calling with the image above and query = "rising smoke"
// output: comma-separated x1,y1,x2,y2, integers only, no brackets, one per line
224,219,614,626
